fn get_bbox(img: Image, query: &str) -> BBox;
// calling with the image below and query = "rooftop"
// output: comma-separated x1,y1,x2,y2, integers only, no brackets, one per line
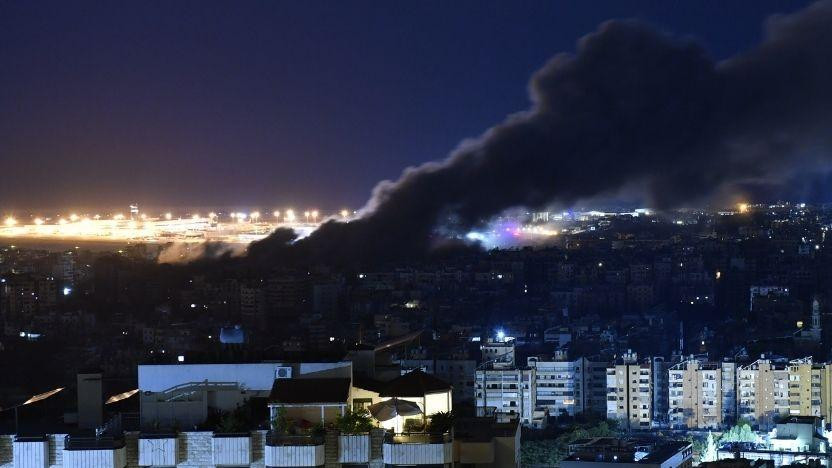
379,369,451,397
269,378,351,404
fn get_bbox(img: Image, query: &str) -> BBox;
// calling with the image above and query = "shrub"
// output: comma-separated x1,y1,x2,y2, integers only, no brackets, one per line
428,411,455,434
336,408,375,434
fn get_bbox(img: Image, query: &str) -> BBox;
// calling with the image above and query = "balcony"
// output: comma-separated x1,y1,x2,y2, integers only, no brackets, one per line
63,433,127,468
339,433,371,464
264,433,325,467
383,432,453,466
13,435,48,468
138,432,178,467
212,432,251,466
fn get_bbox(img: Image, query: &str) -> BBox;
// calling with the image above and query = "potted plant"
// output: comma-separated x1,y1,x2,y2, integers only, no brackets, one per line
335,408,374,434
336,409,374,463
427,411,455,437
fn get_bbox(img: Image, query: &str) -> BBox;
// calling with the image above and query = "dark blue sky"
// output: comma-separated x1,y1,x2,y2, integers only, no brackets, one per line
0,0,813,211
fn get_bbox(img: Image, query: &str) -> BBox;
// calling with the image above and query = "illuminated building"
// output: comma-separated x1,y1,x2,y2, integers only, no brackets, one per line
606,350,654,429
668,359,737,430
527,352,609,417
475,365,541,428
738,358,791,429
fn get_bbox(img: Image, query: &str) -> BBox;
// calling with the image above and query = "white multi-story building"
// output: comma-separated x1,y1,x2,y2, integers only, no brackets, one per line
528,354,608,417
480,337,516,368
475,366,540,427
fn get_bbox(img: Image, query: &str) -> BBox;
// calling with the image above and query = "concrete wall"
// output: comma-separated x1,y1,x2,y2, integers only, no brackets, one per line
138,363,284,392
0,428,510,468
0,432,271,468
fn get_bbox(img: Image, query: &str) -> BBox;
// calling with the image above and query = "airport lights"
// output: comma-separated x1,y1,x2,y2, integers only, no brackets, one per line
4,217,17,227
165,212,173,220
33,218,44,226
340,209,349,219
286,209,295,222
311,210,318,222
273,210,280,221
251,211,260,222
304,211,310,223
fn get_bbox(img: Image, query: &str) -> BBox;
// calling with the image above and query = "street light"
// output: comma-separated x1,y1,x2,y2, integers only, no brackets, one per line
340,209,349,219
304,211,310,223
273,210,280,220
0,387,65,432
311,210,318,222
286,209,295,222
105,389,139,405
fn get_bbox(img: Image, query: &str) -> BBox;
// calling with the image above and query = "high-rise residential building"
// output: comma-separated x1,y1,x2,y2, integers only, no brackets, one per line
528,352,609,418
606,350,653,429
475,365,540,427
786,357,825,418
668,358,737,429
738,358,790,429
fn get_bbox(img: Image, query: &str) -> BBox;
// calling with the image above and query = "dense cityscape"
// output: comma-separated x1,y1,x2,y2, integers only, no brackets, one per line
3,0,832,467
3,202,832,466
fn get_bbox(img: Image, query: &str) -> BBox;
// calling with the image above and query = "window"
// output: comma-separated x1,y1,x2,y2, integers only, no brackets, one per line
353,398,373,411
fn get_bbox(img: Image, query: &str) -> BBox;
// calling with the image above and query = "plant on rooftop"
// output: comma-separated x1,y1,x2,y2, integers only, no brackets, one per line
336,408,375,434
520,420,618,466
270,407,295,434
427,411,455,434
215,408,249,433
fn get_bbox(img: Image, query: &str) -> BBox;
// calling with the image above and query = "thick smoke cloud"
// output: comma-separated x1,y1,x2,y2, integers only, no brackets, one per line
252,1,832,266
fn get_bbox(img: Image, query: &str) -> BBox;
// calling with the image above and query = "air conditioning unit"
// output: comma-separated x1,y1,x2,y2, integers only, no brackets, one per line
275,367,292,379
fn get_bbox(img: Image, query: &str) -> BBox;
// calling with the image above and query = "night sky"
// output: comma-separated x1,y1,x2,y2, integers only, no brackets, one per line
0,1,813,211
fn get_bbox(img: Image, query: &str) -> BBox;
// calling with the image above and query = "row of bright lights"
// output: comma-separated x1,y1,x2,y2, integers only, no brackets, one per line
3,209,353,227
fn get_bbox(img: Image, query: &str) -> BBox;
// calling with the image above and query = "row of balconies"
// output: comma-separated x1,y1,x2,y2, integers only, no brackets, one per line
7,430,456,468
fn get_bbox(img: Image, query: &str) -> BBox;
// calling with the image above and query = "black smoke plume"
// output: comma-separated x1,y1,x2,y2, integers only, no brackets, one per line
250,1,832,266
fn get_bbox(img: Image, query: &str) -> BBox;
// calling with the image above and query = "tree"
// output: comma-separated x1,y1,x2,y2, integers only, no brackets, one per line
720,423,756,444
702,431,718,462
521,420,619,466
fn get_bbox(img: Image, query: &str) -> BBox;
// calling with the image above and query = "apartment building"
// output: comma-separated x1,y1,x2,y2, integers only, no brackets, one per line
527,353,608,417
668,359,736,429
786,357,826,418
738,358,790,429
475,365,540,427
606,351,653,429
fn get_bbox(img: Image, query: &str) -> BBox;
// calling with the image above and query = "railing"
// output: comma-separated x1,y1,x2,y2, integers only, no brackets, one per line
64,433,126,450
266,432,324,446
384,432,452,444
